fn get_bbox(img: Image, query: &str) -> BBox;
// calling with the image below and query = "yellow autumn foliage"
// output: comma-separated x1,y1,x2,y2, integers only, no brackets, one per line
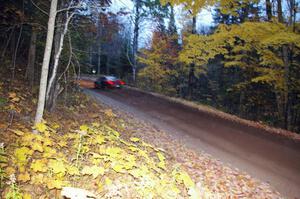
161,0,259,15
138,32,179,95
180,21,300,92
2,121,199,198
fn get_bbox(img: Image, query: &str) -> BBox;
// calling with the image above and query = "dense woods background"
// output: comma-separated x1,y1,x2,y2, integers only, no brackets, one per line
0,0,299,132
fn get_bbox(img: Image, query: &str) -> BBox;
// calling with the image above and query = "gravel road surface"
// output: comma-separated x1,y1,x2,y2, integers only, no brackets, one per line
84,87,300,199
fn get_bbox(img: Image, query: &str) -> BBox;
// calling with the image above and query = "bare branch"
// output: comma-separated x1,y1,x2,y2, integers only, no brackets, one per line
58,32,73,82
57,5,83,13
31,0,48,16
46,10,75,100
126,43,134,67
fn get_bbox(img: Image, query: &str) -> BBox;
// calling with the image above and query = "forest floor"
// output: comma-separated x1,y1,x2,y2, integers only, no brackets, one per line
0,77,284,198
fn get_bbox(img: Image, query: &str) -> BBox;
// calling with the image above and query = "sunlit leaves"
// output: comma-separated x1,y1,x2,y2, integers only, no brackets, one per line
160,0,259,16
58,140,67,148
129,167,148,178
157,152,166,169
92,122,100,128
34,122,47,133
14,147,32,165
138,31,179,95
112,164,123,173
11,129,24,136
124,155,136,170
46,179,64,189
66,166,80,176
32,142,44,152
8,92,20,103
5,120,197,198
30,173,45,185
94,135,105,145
105,147,123,159
5,167,16,176
23,193,32,199
48,159,66,174
130,137,140,142
104,109,116,118
180,21,300,96
81,165,105,178
179,34,226,76
79,125,89,132
20,134,36,147
30,159,47,172
106,126,120,137
128,146,138,152
17,172,30,182
173,169,195,189
42,147,57,158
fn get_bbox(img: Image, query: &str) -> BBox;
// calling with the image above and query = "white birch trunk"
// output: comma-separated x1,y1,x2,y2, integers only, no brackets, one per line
34,0,58,125
46,12,74,102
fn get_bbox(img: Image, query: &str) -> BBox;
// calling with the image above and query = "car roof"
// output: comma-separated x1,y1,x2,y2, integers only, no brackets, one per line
106,76,116,78
97,75,118,80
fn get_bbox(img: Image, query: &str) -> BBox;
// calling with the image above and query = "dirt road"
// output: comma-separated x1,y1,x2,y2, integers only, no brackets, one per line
85,87,300,199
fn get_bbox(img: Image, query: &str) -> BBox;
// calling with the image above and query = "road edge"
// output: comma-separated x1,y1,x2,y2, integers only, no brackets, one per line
124,85,300,144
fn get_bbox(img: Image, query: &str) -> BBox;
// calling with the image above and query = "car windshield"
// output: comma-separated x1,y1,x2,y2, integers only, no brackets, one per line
106,76,117,81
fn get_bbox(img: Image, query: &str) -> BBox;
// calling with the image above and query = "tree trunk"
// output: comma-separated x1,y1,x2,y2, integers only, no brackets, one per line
46,12,75,111
46,12,74,107
239,91,245,117
26,29,37,87
132,0,140,83
187,64,194,99
288,0,297,31
192,16,196,34
282,45,291,130
278,1,292,130
288,0,295,26
1,28,14,61
132,67,136,83
11,24,23,82
266,0,272,21
97,46,101,74
240,5,249,23
10,29,16,62
89,46,93,70
54,16,63,59
187,15,197,99
97,14,102,75
293,1,297,32
49,82,63,112
34,0,58,125
277,0,283,23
